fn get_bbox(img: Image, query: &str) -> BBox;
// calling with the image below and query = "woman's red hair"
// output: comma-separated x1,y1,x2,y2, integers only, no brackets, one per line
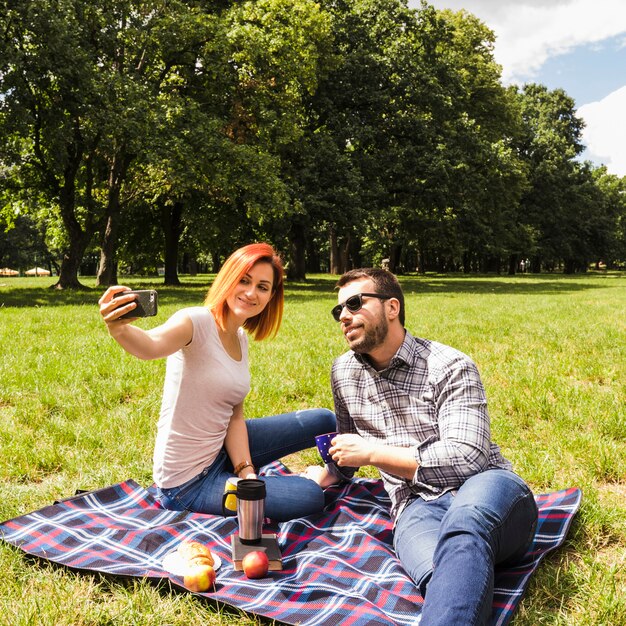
204,243,284,341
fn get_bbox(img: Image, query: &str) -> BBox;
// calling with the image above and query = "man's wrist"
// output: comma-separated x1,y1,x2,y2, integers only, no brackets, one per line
369,443,419,480
367,441,385,466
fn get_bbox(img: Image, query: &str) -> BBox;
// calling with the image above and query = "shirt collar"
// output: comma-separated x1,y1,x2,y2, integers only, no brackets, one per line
353,329,416,371
393,329,416,366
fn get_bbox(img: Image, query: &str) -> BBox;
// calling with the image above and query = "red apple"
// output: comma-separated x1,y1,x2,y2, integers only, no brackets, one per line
242,550,269,579
183,563,216,592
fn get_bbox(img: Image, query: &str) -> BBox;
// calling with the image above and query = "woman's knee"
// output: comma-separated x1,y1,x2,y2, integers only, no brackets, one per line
264,476,325,521
296,407,336,435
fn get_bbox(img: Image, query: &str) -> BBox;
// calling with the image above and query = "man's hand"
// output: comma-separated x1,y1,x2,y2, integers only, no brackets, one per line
331,434,419,480
329,434,376,467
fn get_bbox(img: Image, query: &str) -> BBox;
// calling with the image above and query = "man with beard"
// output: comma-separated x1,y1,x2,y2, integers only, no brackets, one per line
306,268,537,626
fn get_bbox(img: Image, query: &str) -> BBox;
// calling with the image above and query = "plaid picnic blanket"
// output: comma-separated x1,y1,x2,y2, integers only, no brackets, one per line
0,462,581,626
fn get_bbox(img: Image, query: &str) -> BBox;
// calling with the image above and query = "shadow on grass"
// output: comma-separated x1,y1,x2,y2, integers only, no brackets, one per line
0,272,621,308
0,281,208,309
285,272,622,303
17,552,272,625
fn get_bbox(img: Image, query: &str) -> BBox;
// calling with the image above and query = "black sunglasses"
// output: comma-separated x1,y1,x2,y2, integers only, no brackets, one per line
331,293,394,322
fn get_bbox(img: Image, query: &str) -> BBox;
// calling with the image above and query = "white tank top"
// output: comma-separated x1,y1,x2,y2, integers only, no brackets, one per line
153,307,250,488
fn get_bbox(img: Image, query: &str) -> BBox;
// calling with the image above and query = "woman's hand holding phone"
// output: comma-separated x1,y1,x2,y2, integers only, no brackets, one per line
99,287,158,322
112,289,158,319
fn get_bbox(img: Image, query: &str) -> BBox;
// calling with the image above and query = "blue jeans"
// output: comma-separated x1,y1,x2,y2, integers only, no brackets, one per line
393,469,538,626
156,408,336,522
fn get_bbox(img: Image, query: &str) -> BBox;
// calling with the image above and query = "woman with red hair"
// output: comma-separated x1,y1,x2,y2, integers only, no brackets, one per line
99,243,335,521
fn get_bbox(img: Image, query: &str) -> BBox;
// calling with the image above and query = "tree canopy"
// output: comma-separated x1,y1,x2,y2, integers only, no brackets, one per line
1,0,624,286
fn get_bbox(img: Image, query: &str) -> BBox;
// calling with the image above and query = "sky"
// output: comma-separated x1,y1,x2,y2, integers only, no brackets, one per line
409,0,626,177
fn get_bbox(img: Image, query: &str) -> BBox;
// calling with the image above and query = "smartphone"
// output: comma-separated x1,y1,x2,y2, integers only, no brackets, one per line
113,289,158,319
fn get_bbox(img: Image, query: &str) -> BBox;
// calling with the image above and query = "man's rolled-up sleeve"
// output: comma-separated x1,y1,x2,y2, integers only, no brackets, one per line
410,357,491,490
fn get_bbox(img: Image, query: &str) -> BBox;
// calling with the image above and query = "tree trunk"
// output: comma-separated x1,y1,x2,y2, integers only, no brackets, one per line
52,166,91,290
350,235,362,269
330,226,340,275
462,251,471,274
54,236,90,290
340,233,351,273
96,152,133,286
306,241,321,273
97,212,119,286
162,201,184,286
288,221,307,280
415,248,423,274
531,255,541,273
388,243,402,274
211,253,221,273
563,258,576,274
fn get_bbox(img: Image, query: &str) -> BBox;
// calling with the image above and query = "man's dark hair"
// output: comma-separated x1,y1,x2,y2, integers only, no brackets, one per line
336,268,405,326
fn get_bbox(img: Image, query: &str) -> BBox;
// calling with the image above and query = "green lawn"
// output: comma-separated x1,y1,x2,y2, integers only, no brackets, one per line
1,272,625,625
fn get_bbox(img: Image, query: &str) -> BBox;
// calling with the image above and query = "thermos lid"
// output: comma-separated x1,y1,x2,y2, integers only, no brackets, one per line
236,478,266,500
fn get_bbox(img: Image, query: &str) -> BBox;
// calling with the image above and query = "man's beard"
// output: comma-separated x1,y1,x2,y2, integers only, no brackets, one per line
347,315,389,354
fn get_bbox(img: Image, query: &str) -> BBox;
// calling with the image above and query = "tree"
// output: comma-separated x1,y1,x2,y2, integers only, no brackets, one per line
589,166,626,268
515,84,587,272
3,1,623,281
286,0,450,275
1,1,201,287
434,10,527,274
93,1,207,286
1,0,110,288
114,0,334,284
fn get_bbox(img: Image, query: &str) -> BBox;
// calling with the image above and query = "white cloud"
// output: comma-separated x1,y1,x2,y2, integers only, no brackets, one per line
417,0,626,174
422,1,626,83
578,87,626,177
492,1,626,83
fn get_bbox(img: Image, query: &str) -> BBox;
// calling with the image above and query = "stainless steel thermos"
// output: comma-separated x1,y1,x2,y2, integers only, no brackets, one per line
222,478,266,544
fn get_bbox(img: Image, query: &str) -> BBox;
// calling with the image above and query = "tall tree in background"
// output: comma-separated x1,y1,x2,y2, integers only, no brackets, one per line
0,0,210,288
355,0,455,274
1,0,108,288
0,0,332,286
289,0,453,275
139,0,334,284
94,0,219,286
515,84,587,272
436,9,527,274
591,167,626,267
221,0,334,279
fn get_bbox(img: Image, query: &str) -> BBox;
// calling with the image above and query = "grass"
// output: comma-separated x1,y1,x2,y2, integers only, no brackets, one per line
1,272,625,625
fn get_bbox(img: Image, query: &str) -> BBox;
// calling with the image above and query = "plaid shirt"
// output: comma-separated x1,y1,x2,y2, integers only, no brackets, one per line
330,330,512,521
